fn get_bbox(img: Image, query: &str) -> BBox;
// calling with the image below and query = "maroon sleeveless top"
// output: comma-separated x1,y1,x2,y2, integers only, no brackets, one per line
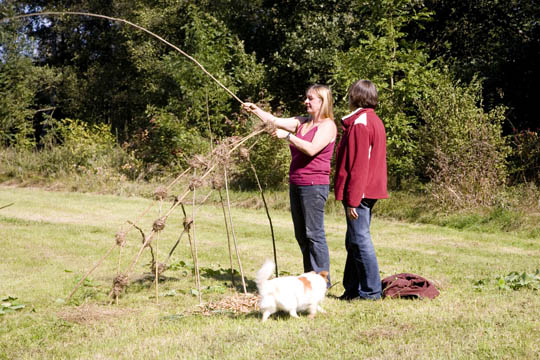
289,122,335,185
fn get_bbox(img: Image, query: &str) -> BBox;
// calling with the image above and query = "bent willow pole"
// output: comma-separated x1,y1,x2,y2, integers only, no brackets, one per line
1,11,245,105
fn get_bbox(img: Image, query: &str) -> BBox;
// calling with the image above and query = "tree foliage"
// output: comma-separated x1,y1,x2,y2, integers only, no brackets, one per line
0,0,537,192
0,8,58,149
417,74,510,208
332,0,434,186
410,0,540,131
126,1,265,138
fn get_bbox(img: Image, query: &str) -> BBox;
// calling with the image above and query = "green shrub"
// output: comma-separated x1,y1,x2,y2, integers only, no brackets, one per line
231,133,290,190
0,117,144,185
416,74,510,209
331,0,433,187
508,129,540,185
128,107,209,174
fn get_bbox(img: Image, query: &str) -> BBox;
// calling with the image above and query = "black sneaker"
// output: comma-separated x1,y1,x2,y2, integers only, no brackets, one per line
338,293,359,301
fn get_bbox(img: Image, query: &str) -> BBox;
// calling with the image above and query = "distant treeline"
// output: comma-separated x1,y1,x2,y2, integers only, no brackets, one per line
1,0,539,205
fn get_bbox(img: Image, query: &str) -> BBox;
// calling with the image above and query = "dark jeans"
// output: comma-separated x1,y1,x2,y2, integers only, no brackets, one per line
289,184,331,285
342,199,382,299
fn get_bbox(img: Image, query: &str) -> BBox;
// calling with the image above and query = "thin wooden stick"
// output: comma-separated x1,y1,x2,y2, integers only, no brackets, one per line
224,167,247,294
66,243,116,302
180,203,196,284
0,202,14,210
191,172,202,304
248,158,279,278
165,229,186,264
155,201,162,304
116,240,125,303
2,11,245,104
219,189,236,287
125,228,156,276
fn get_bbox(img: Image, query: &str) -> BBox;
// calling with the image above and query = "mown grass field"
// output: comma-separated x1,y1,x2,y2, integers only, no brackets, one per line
1,186,539,359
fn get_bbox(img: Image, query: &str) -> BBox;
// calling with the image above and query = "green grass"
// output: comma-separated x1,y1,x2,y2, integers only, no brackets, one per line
1,186,540,359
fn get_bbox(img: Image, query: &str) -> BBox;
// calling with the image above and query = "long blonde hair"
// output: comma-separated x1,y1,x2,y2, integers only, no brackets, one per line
307,84,334,121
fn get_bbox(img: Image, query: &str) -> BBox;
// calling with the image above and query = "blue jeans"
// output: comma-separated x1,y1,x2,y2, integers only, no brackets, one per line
342,199,382,299
290,184,331,285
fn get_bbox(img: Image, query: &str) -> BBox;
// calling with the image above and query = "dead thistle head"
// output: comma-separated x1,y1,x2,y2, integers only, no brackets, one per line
214,143,231,166
255,121,276,135
151,261,168,276
183,216,193,231
153,186,168,201
211,174,224,190
115,231,127,247
238,147,250,161
112,274,128,299
189,177,203,191
188,154,210,170
152,217,166,232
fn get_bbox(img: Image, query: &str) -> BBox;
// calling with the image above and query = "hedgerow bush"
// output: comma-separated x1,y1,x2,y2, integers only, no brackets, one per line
231,133,290,190
0,118,143,184
128,107,209,174
416,75,510,209
508,129,540,185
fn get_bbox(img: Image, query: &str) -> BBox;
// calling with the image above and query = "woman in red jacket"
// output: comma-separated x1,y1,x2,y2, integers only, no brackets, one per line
334,79,388,300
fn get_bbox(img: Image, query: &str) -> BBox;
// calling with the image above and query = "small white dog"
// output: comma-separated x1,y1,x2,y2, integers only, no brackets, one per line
256,260,329,322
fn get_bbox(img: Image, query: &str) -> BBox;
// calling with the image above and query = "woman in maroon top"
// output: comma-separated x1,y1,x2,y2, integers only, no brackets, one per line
334,79,388,300
243,85,337,285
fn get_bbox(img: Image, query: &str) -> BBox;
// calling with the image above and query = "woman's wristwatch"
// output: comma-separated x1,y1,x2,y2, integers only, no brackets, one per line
286,132,291,141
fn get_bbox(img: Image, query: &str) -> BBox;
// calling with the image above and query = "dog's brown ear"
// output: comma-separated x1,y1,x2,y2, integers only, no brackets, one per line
319,271,329,282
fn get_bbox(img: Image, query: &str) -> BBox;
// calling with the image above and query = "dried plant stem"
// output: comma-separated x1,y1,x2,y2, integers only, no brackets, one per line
155,233,159,304
125,227,157,277
248,159,279,277
181,204,197,284
166,167,191,191
190,175,202,304
165,229,186,264
218,189,236,287
196,189,214,210
155,201,163,304
67,128,265,300
66,243,116,302
2,11,244,104
224,167,247,294
116,243,124,290
0,202,14,210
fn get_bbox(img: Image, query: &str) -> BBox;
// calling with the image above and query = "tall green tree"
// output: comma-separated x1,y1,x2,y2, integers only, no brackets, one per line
18,0,141,135
332,0,433,186
127,1,265,139
200,0,365,112
410,0,540,132
0,4,58,148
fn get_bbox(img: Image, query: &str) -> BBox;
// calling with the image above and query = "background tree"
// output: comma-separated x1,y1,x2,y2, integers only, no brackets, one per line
0,4,58,149
332,0,433,187
417,73,510,208
1,0,538,192
409,0,540,132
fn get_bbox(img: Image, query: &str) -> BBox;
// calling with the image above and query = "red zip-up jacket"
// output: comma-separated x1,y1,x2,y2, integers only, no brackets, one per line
334,108,388,207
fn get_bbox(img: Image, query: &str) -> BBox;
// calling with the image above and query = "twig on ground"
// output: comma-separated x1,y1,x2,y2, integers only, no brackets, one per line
0,202,14,210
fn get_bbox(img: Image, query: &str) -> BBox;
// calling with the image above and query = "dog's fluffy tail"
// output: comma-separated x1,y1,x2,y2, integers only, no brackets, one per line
256,260,275,291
